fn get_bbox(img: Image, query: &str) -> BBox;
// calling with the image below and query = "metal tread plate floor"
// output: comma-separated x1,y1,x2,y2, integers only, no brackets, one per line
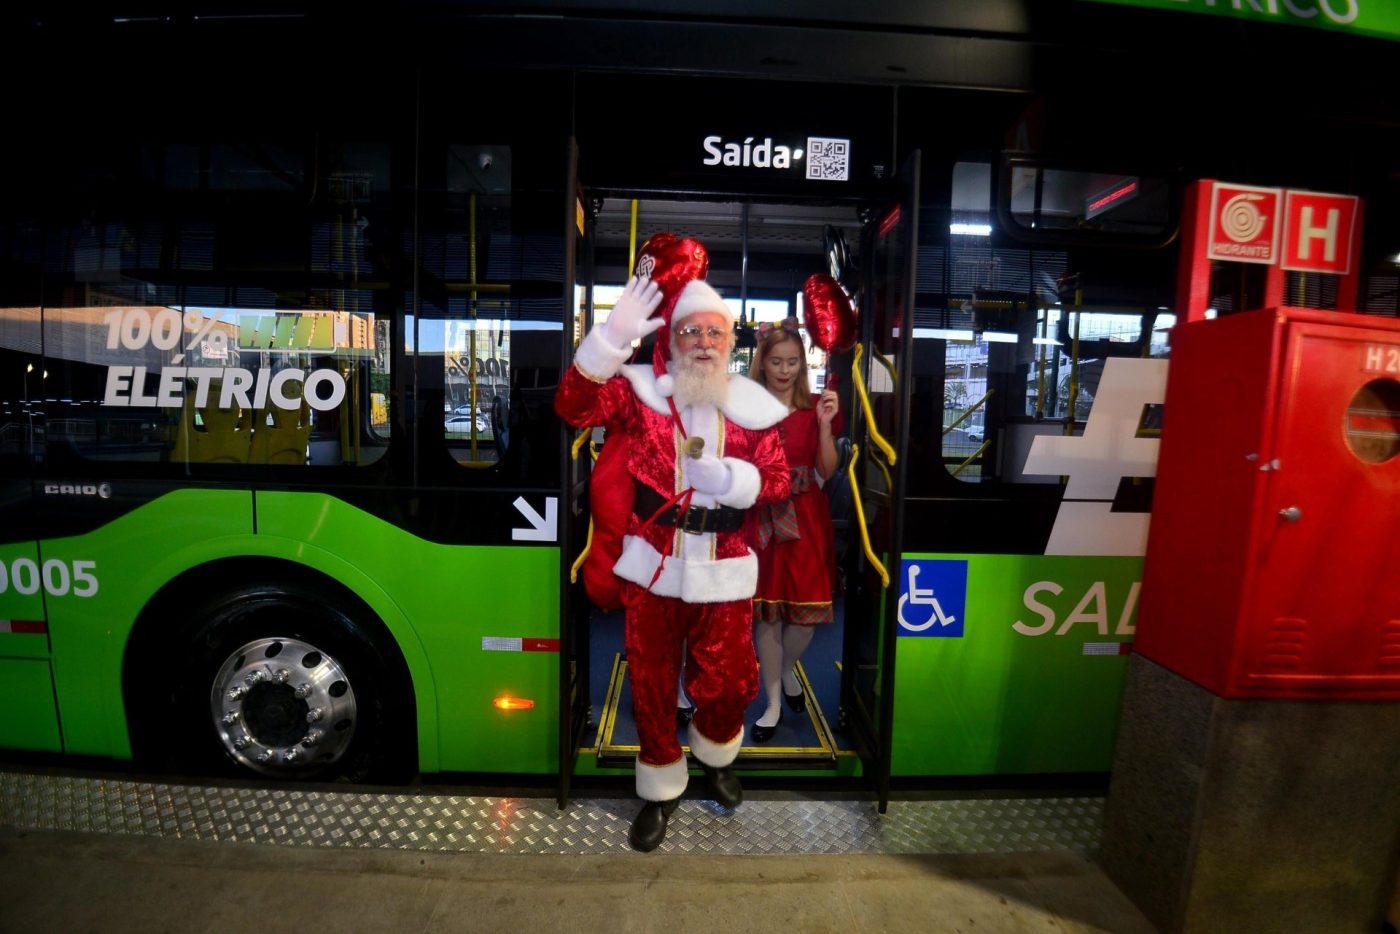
1,771,1103,856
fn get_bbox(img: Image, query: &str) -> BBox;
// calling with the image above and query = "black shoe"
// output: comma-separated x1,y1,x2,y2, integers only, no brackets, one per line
750,709,781,744
702,765,743,809
783,686,806,714
629,798,680,852
676,705,695,730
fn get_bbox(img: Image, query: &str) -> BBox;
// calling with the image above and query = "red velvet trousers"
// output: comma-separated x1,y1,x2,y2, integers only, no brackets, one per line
625,583,758,768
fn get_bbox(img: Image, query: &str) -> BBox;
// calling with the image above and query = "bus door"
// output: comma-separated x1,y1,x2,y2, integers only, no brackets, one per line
575,194,865,776
841,152,920,811
558,140,593,808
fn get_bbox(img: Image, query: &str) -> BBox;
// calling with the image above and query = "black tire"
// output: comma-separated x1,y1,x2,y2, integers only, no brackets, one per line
134,581,414,783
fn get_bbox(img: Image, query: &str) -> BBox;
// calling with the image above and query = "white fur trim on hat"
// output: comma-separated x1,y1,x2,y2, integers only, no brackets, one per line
670,280,734,327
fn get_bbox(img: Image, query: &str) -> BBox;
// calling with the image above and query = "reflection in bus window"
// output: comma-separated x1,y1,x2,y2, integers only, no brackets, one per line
37,305,388,466
907,161,1176,492
434,317,510,467
1006,166,1171,240
920,308,1172,486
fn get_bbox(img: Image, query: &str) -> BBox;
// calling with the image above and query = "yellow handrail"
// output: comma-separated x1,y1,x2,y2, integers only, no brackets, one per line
571,427,591,461
453,191,497,470
872,448,893,496
569,519,594,583
846,442,889,589
445,282,511,293
944,389,993,434
852,343,898,465
568,428,595,582
1065,288,1082,437
628,199,639,276
951,441,991,477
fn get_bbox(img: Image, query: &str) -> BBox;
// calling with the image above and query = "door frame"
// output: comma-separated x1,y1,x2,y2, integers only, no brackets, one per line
557,137,595,808
839,150,921,811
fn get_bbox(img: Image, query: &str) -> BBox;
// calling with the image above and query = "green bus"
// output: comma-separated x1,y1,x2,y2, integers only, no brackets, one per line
2,2,1396,806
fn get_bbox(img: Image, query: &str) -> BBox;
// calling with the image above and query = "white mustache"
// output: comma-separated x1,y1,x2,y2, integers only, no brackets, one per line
669,344,732,407
671,340,726,363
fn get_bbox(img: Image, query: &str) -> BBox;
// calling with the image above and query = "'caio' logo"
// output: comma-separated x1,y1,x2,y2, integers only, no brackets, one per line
43,482,111,499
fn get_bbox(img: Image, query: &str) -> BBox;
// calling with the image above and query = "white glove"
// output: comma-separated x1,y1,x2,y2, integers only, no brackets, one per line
601,276,664,349
685,454,733,496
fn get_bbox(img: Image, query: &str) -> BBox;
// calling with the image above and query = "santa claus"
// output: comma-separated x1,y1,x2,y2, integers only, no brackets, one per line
555,261,789,852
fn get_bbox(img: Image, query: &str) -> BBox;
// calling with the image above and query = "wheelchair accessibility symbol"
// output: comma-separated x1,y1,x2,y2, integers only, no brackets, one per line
897,559,967,637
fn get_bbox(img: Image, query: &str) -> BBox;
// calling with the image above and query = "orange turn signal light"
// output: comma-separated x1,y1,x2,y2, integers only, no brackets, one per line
493,696,535,711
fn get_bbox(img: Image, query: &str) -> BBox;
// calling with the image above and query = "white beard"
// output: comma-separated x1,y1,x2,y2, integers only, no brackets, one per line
670,346,731,408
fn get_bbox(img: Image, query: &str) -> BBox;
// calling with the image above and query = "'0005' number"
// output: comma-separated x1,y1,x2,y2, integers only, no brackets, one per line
0,559,99,598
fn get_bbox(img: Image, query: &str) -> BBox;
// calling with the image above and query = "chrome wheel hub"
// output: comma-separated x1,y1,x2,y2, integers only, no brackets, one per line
210,637,356,775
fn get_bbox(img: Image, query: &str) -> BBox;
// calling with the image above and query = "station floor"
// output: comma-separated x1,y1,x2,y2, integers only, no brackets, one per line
0,768,1158,933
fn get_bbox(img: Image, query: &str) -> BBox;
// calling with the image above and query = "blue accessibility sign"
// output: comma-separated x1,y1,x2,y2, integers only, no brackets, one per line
896,559,967,637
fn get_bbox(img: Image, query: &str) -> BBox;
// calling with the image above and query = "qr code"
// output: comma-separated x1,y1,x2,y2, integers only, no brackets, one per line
806,137,850,182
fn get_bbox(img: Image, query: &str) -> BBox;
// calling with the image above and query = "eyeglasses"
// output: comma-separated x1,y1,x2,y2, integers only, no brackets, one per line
675,324,730,342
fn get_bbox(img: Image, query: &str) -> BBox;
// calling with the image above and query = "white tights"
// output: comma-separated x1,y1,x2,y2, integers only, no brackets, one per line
753,619,816,728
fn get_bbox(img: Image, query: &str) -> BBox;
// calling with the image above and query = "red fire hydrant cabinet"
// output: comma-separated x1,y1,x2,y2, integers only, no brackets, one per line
1138,305,1400,699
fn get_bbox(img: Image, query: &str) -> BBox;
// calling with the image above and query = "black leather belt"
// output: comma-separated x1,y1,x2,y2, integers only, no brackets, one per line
634,483,747,534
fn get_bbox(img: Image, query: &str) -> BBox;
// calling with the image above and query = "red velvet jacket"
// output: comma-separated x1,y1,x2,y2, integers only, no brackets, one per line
557,329,789,603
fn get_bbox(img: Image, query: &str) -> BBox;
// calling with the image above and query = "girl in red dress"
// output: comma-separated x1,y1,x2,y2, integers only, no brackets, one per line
747,319,840,742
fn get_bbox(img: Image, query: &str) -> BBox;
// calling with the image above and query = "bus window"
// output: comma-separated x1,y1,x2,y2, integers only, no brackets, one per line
411,139,568,479
39,123,395,469
915,306,1172,489
908,161,1174,492
0,307,42,461
425,315,512,467
1001,162,1174,245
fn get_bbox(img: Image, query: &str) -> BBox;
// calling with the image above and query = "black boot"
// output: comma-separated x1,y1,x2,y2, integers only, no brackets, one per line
629,798,680,852
676,705,695,730
702,765,743,809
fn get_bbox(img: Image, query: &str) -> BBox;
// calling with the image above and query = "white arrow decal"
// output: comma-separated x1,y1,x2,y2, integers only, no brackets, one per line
511,496,558,542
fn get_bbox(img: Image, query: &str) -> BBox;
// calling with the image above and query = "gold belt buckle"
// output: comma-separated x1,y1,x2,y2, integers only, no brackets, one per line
682,506,709,535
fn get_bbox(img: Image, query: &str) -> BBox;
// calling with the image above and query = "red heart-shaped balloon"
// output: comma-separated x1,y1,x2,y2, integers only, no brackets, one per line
635,233,709,305
802,273,857,353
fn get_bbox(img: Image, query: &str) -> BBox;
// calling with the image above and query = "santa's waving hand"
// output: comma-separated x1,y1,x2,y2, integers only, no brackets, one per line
600,275,664,348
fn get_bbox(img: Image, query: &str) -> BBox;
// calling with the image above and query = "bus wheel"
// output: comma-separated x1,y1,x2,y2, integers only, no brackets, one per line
210,635,359,776
157,584,412,783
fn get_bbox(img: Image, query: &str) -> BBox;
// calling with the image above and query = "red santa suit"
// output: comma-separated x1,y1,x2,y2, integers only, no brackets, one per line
556,287,789,803
581,234,710,612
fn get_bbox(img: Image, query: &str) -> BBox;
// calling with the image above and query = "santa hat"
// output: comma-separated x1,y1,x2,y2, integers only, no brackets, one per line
670,279,734,330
